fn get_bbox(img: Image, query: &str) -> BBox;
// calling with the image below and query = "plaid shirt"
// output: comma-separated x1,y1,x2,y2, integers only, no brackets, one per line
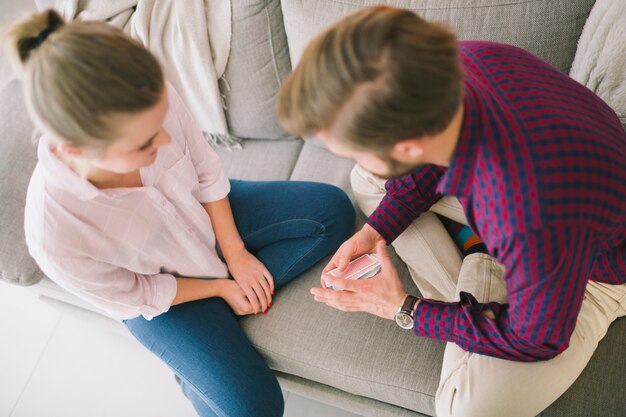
367,41,626,362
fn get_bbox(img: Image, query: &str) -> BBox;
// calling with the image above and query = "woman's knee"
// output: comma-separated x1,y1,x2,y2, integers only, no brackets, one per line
316,184,356,240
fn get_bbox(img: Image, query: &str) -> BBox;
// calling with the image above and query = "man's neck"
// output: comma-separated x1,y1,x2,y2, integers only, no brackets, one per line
423,101,464,167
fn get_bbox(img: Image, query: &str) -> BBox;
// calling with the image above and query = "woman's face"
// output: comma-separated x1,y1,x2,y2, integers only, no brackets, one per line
84,88,172,174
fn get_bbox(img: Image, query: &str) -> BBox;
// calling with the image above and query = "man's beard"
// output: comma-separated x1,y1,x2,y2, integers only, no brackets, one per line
374,154,423,180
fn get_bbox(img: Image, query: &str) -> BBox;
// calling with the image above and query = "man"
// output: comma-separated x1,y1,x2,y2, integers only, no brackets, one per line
277,6,626,417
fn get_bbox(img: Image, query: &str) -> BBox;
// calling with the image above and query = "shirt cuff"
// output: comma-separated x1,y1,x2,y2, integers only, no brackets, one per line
366,196,420,244
195,170,231,203
143,273,178,320
413,298,458,342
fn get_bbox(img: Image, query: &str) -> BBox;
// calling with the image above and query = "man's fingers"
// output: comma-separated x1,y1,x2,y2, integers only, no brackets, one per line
324,275,358,292
322,256,339,274
337,253,351,271
326,303,362,312
310,287,358,304
323,248,345,274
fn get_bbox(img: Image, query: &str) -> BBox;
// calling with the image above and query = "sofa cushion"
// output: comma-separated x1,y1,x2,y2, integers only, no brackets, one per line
0,80,43,286
289,140,356,193
240,248,445,416
222,0,294,140
540,317,626,417
282,0,596,74
215,139,304,181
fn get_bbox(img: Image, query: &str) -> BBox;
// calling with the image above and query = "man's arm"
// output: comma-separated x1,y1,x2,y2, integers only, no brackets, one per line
413,225,597,362
367,164,447,243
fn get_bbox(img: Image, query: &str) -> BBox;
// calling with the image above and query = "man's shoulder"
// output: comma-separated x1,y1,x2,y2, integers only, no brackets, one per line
459,41,539,60
458,40,560,79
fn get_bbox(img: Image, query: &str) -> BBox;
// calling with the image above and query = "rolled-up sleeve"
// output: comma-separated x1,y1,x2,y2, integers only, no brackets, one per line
41,253,178,321
413,225,596,362
367,164,447,243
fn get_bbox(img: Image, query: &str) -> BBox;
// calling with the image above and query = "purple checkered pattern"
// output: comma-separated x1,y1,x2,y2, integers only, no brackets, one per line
367,41,626,362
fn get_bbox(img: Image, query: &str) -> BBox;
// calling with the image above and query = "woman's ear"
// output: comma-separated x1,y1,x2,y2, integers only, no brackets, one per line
391,139,424,162
57,142,84,158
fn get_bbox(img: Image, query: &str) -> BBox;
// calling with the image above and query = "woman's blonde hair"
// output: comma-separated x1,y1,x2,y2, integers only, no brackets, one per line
4,9,164,153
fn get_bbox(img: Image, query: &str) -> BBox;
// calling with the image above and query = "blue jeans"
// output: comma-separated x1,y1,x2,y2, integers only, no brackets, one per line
124,180,355,417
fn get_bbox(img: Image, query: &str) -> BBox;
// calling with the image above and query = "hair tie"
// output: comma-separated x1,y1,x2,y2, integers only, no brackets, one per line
33,27,53,48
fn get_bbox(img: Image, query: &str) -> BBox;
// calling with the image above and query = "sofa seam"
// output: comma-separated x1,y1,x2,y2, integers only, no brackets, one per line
318,0,542,11
265,0,282,89
250,343,436,399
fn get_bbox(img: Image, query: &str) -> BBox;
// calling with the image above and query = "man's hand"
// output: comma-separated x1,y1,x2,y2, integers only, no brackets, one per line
311,241,408,320
321,223,385,287
225,247,274,314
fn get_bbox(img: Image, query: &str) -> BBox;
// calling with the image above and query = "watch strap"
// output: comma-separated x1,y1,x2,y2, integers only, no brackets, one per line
401,295,419,317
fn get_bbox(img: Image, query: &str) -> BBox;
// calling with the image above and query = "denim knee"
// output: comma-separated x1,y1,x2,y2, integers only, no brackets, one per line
316,184,356,241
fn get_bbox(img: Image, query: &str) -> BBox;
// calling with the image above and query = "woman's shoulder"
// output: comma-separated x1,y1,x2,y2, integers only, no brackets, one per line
24,163,94,259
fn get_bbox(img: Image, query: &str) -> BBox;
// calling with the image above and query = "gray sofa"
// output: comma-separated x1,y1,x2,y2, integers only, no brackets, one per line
1,1,624,416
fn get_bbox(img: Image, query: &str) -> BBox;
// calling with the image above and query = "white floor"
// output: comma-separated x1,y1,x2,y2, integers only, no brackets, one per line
0,282,362,417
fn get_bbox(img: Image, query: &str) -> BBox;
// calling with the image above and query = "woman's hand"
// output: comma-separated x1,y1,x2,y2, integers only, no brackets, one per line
217,279,255,316
321,223,385,287
225,247,274,314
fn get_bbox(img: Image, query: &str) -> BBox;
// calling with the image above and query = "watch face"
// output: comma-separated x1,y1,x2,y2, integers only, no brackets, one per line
395,312,414,330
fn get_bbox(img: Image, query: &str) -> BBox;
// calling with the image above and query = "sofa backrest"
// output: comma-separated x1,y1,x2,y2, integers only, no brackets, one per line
281,0,597,72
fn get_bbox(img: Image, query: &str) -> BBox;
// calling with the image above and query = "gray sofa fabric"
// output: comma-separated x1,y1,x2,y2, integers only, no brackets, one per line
215,139,303,181
241,249,443,416
277,372,430,417
0,80,42,286
290,141,356,193
2,1,625,417
222,0,294,140
282,0,596,73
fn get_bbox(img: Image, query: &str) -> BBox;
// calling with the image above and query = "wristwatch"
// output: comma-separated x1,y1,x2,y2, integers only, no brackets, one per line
394,295,419,330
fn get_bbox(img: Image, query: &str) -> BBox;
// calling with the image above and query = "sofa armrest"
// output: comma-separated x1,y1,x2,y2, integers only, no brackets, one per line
0,80,43,286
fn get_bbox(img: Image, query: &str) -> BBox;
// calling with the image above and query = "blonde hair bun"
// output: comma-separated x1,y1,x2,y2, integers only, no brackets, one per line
7,9,65,71
3,8,164,152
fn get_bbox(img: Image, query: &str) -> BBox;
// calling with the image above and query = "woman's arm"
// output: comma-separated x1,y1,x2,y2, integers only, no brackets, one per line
202,197,245,261
203,197,274,314
172,277,253,315
171,277,226,305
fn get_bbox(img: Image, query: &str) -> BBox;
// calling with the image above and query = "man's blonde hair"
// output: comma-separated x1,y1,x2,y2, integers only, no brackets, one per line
4,9,164,153
278,6,462,152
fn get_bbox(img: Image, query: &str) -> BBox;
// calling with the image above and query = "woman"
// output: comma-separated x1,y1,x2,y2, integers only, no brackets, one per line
6,9,355,417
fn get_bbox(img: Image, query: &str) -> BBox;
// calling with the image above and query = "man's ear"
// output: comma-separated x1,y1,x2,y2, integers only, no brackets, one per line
57,143,84,158
391,139,423,162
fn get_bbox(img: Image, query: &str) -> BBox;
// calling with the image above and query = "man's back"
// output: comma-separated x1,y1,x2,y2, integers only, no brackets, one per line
448,41,625,285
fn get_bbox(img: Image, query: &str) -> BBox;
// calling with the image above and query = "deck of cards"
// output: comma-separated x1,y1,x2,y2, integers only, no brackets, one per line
324,253,382,290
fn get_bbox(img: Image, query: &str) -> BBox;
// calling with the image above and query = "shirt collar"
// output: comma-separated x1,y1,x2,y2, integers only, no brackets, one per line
37,137,101,201
436,76,484,198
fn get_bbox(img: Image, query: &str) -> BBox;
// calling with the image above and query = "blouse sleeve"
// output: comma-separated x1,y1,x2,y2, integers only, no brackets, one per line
166,83,231,203
40,253,178,321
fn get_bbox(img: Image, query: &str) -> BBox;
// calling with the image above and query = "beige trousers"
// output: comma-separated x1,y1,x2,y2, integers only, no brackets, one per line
350,164,626,417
